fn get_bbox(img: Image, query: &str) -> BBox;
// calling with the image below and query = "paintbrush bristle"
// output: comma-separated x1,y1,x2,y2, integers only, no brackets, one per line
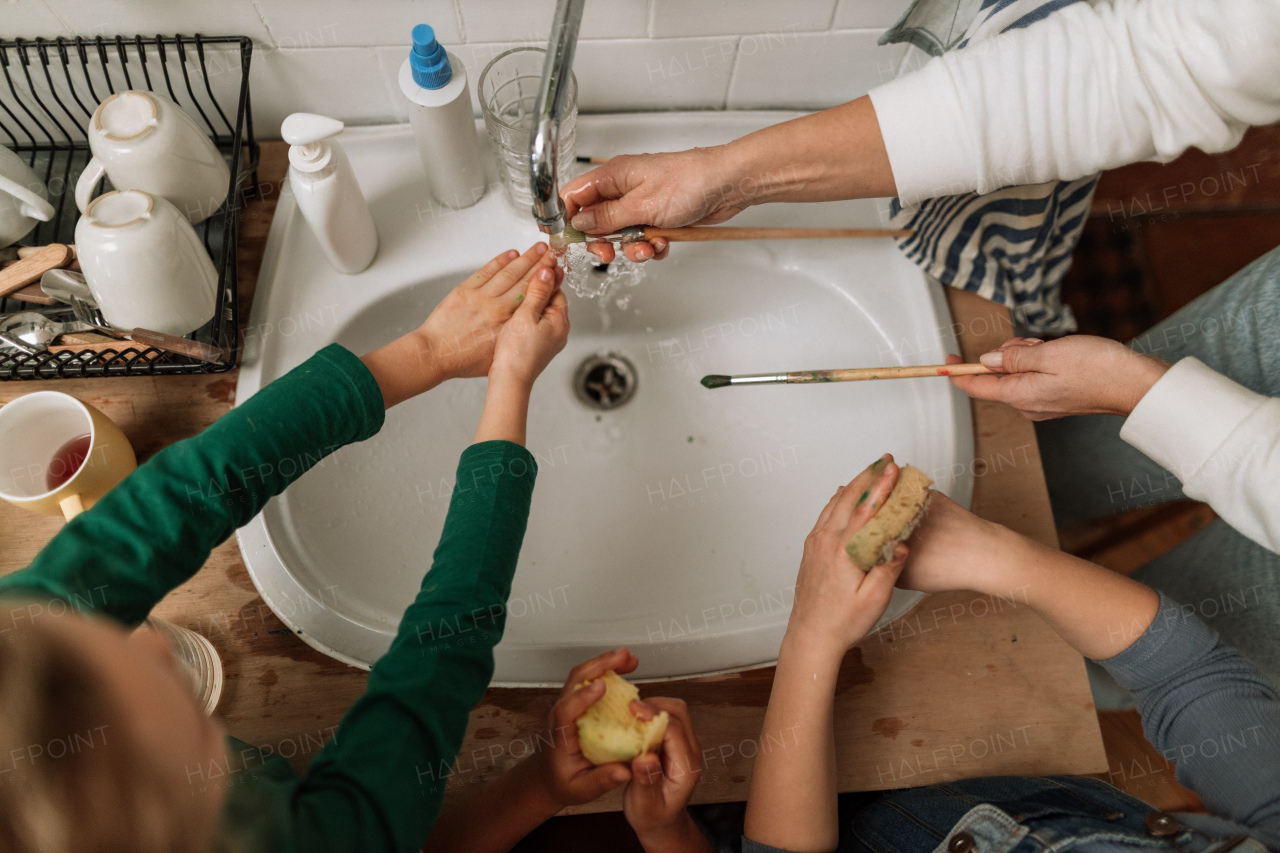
550,222,588,251
700,375,731,389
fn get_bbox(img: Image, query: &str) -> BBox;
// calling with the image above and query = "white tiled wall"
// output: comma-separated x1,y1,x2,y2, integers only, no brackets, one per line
2,0,913,136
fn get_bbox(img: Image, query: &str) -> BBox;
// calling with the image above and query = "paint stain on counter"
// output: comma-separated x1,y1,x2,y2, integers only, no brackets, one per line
872,717,907,739
225,564,258,592
259,668,279,703
206,378,237,405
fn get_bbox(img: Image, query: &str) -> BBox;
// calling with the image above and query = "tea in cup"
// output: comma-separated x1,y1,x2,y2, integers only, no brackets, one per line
0,391,137,520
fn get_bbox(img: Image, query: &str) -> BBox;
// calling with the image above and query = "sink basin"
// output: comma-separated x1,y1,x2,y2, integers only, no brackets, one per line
236,112,974,685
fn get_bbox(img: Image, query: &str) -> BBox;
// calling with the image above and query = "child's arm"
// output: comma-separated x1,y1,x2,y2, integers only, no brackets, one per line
0,245,557,624
744,457,907,852
425,648,713,853
900,493,1160,659
292,268,572,853
423,649,635,853
900,497,1280,845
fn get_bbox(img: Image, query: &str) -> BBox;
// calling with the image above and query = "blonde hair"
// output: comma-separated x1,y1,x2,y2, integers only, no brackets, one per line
0,602,222,853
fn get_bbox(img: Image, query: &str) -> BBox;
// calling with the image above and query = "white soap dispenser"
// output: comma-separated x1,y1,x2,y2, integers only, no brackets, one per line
282,112,378,274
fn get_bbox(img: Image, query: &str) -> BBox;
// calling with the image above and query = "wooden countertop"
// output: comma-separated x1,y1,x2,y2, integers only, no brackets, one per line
0,141,1106,813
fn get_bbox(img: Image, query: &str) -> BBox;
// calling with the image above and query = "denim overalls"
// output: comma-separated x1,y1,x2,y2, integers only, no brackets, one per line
839,776,1266,853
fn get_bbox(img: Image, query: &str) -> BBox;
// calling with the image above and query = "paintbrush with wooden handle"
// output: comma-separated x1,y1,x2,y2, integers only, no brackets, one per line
552,223,913,249
700,363,992,389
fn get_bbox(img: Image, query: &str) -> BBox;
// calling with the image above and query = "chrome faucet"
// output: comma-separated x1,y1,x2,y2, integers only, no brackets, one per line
529,0,584,236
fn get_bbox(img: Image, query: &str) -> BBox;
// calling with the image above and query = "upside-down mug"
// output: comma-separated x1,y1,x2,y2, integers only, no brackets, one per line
0,391,137,521
75,90,230,224
75,189,219,336
0,145,56,247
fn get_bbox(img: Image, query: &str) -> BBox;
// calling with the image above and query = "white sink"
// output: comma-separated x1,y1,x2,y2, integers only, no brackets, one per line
236,113,974,686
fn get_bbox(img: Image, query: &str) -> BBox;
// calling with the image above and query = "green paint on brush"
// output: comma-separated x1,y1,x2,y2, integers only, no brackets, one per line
701,375,730,389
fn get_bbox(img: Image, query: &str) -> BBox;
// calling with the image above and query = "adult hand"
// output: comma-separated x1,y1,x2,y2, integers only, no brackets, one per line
946,335,1170,420
560,147,749,264
528,648,638,809
787,454,910,656
416,243,563,380
624,698,710,852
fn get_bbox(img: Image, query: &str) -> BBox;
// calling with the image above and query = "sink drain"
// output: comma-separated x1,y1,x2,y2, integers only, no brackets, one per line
574,353,637,410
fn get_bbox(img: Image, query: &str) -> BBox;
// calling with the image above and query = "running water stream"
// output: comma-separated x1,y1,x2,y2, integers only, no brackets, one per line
553,241,649,331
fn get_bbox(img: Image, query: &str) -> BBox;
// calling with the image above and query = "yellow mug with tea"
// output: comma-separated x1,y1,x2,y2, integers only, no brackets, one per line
0,391,136,519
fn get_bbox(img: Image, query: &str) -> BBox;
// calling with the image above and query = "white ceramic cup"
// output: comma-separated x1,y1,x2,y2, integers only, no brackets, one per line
75,90,230,224
75,189,218,336
0,146,56,248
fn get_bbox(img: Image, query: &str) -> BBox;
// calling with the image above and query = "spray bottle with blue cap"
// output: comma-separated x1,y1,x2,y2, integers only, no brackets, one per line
399,24,486,210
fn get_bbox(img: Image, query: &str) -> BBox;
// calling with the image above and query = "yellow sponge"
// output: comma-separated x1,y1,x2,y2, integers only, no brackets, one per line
845,464,934,571
575,670,669,765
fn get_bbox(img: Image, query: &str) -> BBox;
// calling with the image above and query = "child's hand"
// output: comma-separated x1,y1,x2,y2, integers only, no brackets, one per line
624,698,710,852
529,648,637,809
488,262,570,388
416,243,562,380
787,455,909,657
898,493,1019,599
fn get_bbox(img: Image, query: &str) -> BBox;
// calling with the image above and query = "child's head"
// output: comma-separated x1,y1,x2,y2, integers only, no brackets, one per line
0,601,228,852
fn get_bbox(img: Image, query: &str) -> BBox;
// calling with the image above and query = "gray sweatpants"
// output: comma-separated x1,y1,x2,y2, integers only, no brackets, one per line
1035,245,1280,695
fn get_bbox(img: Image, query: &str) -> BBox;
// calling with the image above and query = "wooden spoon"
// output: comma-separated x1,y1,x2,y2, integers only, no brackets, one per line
0,244,75,298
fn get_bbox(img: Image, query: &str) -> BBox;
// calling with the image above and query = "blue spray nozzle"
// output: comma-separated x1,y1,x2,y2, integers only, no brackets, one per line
409,24,452,89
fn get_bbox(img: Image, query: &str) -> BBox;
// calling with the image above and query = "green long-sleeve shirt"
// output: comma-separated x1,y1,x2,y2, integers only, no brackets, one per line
0,344,537,853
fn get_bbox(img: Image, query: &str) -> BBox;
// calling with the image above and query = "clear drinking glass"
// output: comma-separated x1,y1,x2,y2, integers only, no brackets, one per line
144,618,224,716
478,47,578,214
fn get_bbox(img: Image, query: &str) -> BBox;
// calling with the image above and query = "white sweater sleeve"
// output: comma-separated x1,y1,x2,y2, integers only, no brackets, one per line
869,0,1280,206
1120,358,1280,554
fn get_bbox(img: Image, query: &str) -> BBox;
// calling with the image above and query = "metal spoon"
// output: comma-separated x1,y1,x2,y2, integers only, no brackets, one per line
0,310,105,350
39,269,224,364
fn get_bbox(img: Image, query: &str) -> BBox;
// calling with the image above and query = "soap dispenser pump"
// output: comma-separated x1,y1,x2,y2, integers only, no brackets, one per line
282,112,378,274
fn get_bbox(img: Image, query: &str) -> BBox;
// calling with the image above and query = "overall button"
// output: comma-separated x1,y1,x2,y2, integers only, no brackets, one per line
949,831,977,853
1145,813,1182,837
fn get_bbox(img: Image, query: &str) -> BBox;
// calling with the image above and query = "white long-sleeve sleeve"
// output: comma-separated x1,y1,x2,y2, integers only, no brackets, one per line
1120,358,1280,554
869,0,1280,206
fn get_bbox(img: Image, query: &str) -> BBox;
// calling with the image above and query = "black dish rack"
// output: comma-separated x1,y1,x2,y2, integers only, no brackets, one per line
0,34,259,379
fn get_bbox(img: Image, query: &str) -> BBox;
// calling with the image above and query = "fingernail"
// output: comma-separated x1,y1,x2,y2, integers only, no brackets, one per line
979,350,1004,369
1024,338,1044,344
533,243,547,255
536,268,552,281
507,250,519,259
572,210,597,231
